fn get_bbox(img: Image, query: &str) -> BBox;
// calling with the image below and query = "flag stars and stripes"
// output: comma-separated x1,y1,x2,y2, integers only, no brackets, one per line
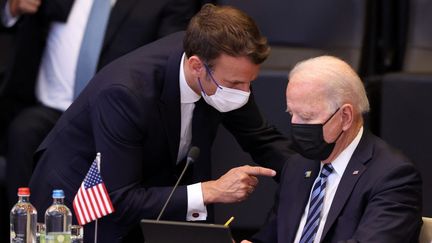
73,157,114,226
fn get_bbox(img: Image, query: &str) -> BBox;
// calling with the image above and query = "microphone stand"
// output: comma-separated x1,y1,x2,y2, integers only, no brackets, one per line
156,159,192,221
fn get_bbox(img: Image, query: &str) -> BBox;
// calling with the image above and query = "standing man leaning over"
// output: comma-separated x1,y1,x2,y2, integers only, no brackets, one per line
244,56,422,243
29,4,293,243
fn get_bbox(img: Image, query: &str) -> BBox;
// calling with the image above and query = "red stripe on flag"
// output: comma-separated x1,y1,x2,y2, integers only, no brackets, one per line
100,183,114,213
82,186,97,221
73,197,83,225
93,186,107,216
88,187,102,218
78,187,91,223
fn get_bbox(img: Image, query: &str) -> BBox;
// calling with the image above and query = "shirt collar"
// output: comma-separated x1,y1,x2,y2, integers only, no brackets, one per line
179,53,201,104
323,126,364,177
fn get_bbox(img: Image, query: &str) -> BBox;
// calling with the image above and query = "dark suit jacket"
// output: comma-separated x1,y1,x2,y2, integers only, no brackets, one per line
0,0,199,105
252,132,422,243
29,32,292,242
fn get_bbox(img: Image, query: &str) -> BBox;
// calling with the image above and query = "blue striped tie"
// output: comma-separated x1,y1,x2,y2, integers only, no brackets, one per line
74,0,111,99
299,163,334,243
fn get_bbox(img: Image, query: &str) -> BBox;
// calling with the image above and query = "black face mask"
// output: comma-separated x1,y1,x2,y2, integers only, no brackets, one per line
290,108,343,160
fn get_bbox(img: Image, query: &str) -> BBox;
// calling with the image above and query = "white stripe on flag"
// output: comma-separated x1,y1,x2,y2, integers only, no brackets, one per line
73,187,85,225
99,184,113,213
88,187,102,218
77,187,91,223
82,186,97,220
93,186,107,216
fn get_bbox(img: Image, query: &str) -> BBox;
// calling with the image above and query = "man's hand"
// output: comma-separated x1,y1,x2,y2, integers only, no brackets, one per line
9,0,41,17
201,165,276,204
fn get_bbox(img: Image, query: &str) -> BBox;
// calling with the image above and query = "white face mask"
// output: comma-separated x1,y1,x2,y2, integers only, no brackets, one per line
201,85,250,112
198,63,250,112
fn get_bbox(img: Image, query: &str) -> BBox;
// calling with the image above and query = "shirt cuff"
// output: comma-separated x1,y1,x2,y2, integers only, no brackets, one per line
186,183,207,221
2,1,19,27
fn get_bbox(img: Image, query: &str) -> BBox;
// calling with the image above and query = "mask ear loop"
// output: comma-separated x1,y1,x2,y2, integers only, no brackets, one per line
332,128,344,143
197,77,207,96
323,107,341,125
323,107,344,143
203,63,223,90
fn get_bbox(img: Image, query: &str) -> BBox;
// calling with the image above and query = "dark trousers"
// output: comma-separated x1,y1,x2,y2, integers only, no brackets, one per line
6,105,62,208
0,96,32,155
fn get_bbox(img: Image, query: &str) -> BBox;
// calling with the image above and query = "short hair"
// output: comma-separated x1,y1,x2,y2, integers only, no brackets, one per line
183,4,270,66
289,55,370,114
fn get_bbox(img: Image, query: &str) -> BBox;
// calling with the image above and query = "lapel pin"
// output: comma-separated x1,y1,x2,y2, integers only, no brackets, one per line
352,170,359,175
305,171,312,178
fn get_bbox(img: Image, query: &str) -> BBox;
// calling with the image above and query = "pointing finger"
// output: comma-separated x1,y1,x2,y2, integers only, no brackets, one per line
240,165,276,177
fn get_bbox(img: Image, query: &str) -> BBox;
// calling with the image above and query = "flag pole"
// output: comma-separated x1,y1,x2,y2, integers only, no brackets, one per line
96,152,101,171
94,219,98,243
95,152,101,243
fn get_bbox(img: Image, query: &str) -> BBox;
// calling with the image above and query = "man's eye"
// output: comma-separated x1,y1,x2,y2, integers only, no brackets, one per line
300,116,313,122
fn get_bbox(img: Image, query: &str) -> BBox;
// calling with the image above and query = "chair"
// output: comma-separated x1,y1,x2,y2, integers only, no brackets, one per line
402,0,432,72
420,217,432,243
367,0,432,217
217,0,368,74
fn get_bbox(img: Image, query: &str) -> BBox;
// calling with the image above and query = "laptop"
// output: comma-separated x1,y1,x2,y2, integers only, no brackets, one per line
140,219,233,243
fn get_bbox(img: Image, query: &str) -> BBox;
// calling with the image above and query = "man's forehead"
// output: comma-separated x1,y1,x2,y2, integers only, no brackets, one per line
287,84,330,114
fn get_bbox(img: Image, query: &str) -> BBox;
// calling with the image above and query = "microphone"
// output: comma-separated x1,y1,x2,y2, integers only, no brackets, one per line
156,146,200,221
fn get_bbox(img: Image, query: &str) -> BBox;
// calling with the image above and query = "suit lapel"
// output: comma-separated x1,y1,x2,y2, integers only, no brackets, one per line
102,0,139,52
321,132,373,239
281,159,320,243
158,50,183,165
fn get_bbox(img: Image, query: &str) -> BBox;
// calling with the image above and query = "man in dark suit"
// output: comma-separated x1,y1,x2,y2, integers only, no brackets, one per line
29,4,292,242
0,0,202,208
244,56,422,243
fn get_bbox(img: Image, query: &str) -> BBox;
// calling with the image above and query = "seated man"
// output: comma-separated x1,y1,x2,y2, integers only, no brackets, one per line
243,56,422,243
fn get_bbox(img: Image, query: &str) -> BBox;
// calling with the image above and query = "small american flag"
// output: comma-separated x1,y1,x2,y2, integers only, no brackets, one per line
73,154,114,225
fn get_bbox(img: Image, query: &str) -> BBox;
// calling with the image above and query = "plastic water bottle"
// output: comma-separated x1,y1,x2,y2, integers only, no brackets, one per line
10,187,37,243
45,190,72,243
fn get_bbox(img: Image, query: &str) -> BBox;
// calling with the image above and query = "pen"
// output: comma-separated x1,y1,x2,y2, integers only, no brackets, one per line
224,216,235,227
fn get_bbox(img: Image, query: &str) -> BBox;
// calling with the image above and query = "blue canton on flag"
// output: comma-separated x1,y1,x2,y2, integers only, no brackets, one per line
84,163,103,188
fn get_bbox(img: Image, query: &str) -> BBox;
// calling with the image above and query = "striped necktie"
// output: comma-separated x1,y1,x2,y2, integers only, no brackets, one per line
299,163,334,243
74,0,111,99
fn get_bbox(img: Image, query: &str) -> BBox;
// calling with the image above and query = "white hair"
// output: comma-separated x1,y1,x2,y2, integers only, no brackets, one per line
288,55,370,114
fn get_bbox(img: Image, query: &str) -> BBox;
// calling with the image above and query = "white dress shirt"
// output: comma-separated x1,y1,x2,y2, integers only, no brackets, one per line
2,0,116,112
294,127,364,243
178,53,207,220
35,0,93,111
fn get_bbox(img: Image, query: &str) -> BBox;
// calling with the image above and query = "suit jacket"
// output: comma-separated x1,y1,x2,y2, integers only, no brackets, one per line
252,132,422,243
0,0,199,105
28,32,292,242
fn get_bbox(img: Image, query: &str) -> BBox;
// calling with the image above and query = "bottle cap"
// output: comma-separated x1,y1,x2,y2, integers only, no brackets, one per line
52,189,65,199
17,187,30,196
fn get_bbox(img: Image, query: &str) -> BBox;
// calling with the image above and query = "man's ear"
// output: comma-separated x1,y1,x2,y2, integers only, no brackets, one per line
341,104,354,131
187,55,205,75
